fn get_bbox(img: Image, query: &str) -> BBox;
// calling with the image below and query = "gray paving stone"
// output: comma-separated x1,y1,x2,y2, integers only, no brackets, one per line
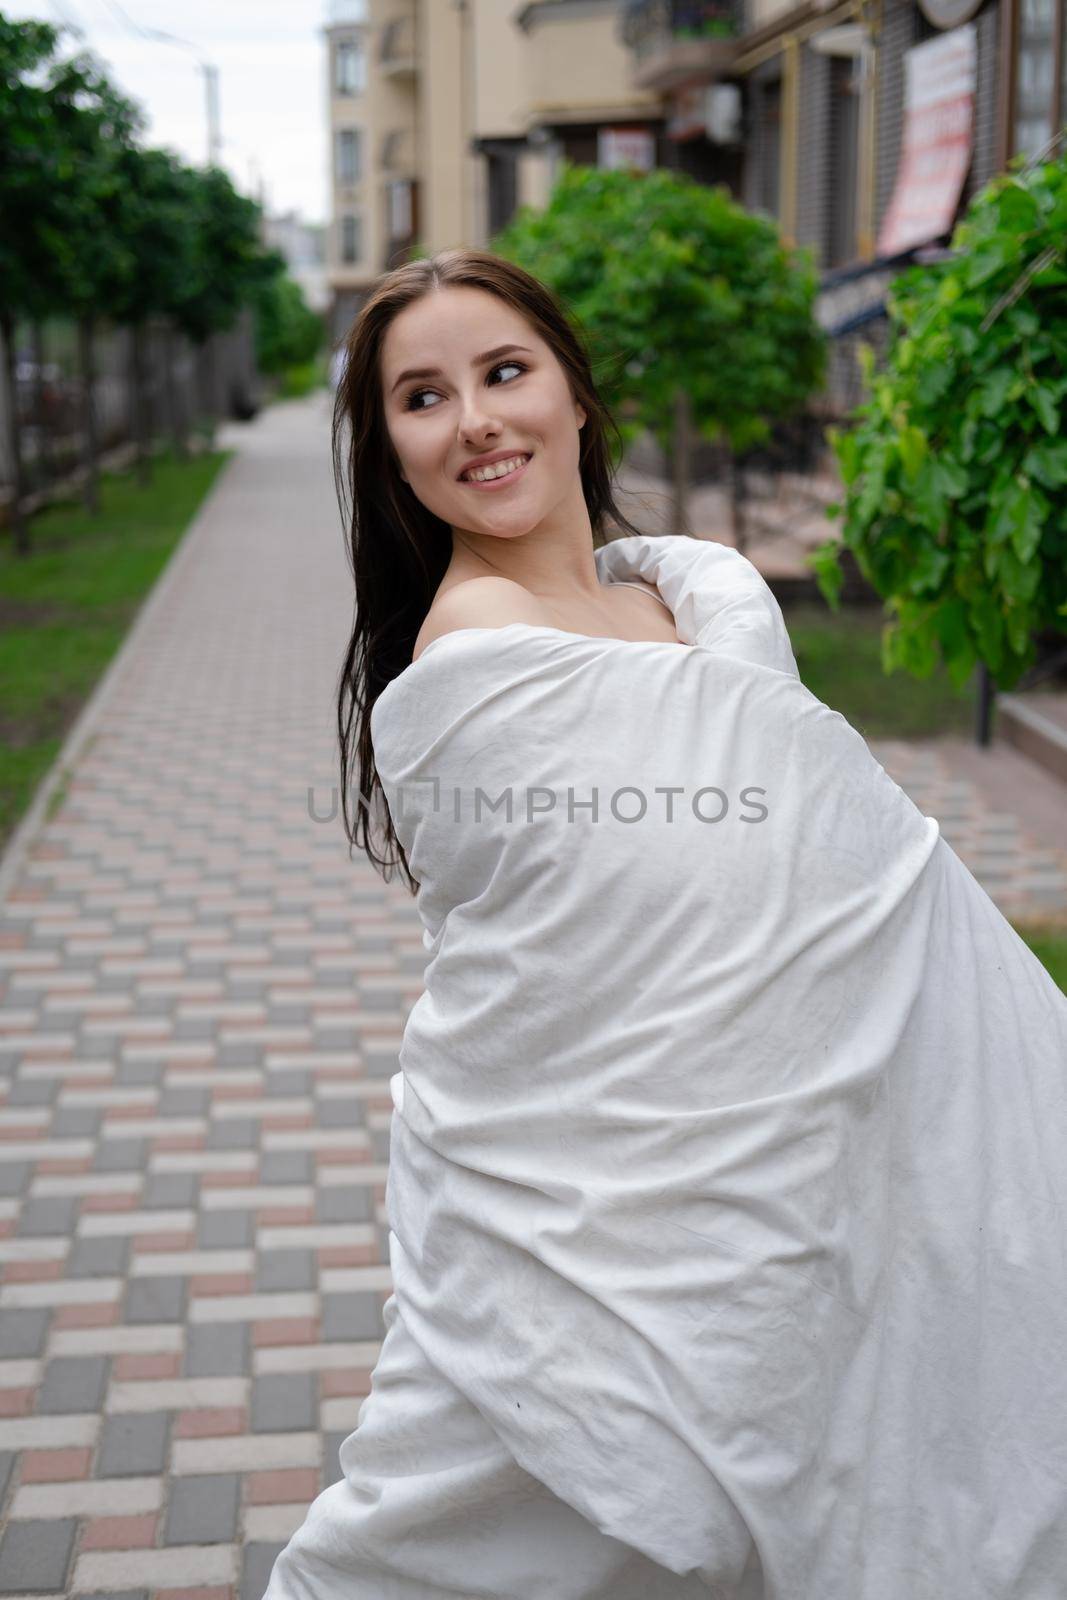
172,1018,217,1042
0,1160,31,1195
3,1081,55,1107
251,1372,317,1432
230,981,268,1001
37,1355,110,1414
266,1004,310,1026
216,1041,262,1066
16,1196,78,1237
259,1150,313,1185
67,1236,130,1277
317,1098,365,1128
93,1137,150,1173
370,1128,392,1162
184,1321,250,1378
115,1062,165,1086
142,1171,199,1208
0,1516,76,1593
136,995,174,1017
264,1070,312,1096
313,1026,359,1050
206,1119,260,1150
321,1291,385,1342
157,1086,211,1115
0,1453,15,1512
49,1106,103,1137
124,1276,186,1323
188,962,227,981
315,1185,372,1224
241,1543,287,1600
322,1430,349,1489
197,1209,253,1249
255,1250,316,1293
362,1047,402,1073
97,1412,170,1477
163,1472,240,1544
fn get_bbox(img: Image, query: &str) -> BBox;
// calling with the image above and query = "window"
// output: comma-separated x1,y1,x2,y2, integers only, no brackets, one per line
1012,0,1066,158
337,128,362,186
335,38,365,96
827,55,860,266
341,214,361,264
758,78,782,218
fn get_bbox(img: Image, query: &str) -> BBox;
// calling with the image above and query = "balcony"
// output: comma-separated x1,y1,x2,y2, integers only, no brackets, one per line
619,0,741,91
380,14,418,80
326,0,367,24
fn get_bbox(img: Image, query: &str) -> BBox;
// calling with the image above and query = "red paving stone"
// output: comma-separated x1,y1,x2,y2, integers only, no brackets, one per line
245,1469,321,1505
20,1447,94,1482
173,1407,249,1438
81,1513,161,1550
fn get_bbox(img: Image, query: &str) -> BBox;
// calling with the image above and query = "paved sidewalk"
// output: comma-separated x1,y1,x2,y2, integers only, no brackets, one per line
0,394,420,1599
0,394,1063,1600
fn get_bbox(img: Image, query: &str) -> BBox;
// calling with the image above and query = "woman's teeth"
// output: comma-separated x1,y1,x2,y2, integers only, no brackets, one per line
463,454,529,483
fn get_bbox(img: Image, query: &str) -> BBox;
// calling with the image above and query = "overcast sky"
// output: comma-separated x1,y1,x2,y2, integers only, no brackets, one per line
7,0,329,224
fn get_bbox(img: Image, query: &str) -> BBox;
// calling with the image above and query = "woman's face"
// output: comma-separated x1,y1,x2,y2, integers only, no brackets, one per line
380,285,587,543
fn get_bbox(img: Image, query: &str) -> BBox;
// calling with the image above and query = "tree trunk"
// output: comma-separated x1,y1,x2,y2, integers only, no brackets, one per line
129,323,151,488
0,313,29,556
729,449,748,558
77,314,100,515
164,324,188,462
201,336,218,451
671,386,692,537
30,321,55,491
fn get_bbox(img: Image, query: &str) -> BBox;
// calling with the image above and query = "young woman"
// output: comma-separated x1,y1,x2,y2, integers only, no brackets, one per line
263,248,1067,1600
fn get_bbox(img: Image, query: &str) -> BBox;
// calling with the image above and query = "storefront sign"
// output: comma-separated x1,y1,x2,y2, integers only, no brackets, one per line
598,127,656,171
877,24,977,256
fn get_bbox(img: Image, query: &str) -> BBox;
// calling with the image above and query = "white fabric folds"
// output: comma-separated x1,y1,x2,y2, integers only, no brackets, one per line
264,533,1067,1600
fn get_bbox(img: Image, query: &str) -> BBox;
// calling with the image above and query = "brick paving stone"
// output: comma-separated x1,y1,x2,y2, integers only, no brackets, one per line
0,1515,76,1592
37,1354,110,1413
97,1413,171,1477
0,1311,50,1359
250,1374,316,1434
1,399,1058,1594
164,1474,241,1545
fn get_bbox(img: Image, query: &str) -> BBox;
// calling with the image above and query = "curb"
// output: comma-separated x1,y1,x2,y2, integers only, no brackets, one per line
0,442,244,908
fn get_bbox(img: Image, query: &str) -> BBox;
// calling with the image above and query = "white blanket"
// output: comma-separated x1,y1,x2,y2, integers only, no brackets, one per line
265,533,1067,1600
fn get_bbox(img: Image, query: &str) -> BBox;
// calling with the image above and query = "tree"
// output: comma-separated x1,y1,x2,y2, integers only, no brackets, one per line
31,37,145,516
0,18,126,545
252,274,324,377
810,151,1067,697
169,166,284,444
101,146,198,483
491,162,825,544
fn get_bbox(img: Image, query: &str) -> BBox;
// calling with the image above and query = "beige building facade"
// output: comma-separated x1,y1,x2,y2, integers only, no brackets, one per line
323,0,1059,398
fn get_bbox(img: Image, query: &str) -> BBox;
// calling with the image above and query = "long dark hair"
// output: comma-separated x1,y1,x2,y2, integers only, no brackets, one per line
333,246,648,894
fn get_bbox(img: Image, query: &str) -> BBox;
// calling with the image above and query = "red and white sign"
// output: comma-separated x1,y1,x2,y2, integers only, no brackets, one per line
598,127,655,172
877,24,976,256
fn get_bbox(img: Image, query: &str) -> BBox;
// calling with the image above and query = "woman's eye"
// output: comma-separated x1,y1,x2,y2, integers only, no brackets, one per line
404,360,526,412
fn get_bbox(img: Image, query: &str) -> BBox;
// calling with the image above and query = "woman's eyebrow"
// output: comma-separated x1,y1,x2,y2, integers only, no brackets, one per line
390,344,533,395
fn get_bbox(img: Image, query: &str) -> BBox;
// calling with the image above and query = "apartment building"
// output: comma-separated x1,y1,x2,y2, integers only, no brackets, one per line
324,0,1066,402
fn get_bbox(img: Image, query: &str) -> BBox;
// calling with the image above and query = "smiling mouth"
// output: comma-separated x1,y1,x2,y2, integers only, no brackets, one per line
460,453,532,486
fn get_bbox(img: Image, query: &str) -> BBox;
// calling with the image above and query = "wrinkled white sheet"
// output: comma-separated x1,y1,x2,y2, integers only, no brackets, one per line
264,533,1067,1600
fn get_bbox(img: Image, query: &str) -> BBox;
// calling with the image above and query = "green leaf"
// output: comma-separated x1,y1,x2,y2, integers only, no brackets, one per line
1030,384,1059,435
1024,439,1067,489
898,424,927,480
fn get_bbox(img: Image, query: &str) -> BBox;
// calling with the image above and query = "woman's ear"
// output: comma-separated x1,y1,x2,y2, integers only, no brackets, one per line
576,403,587,430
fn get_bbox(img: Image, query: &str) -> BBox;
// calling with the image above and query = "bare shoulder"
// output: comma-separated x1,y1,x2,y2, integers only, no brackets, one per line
412,576,554,662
